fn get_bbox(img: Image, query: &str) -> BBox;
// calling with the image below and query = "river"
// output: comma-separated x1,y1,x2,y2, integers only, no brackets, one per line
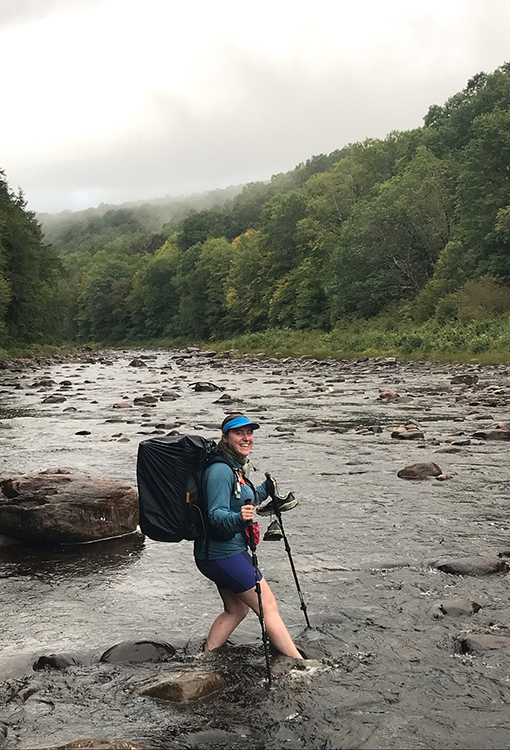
1,349,510,749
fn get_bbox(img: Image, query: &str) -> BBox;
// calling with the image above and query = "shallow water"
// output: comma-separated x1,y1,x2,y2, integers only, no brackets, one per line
1,350,510,749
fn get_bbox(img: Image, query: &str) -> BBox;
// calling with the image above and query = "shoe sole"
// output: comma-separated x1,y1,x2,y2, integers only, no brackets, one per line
257,494,299,516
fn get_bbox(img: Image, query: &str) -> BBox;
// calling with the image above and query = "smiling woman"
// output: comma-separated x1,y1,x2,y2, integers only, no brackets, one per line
194,413,303,659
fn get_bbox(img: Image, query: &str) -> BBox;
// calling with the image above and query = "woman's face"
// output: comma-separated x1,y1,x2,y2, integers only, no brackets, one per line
224,426,254,457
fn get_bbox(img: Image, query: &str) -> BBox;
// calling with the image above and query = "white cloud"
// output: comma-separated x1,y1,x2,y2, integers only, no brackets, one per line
1,0,509,212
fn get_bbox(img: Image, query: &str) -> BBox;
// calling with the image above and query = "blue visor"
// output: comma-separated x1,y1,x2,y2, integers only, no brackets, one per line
222,416,260,433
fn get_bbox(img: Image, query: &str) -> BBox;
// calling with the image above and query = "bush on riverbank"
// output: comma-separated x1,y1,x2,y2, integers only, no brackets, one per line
209,318,510,364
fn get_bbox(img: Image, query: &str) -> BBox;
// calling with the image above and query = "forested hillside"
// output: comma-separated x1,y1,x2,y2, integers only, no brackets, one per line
2,63,510,358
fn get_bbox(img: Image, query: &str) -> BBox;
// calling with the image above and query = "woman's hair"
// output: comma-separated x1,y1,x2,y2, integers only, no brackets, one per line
220,412,244,432
219,413,244,450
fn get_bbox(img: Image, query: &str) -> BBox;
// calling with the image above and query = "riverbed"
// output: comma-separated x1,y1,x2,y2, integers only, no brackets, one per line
1,349,510,749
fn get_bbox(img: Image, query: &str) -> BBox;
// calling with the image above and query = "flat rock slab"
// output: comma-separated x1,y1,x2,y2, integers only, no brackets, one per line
457,634,510,654
139,670,225,702
437,557,509,576
0,471,138,543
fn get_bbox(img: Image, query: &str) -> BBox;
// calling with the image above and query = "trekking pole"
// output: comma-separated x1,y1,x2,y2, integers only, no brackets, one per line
247,521,272,688
265,473,311,629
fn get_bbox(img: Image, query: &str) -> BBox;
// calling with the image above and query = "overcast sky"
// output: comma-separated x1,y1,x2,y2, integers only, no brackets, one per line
1,0,509,214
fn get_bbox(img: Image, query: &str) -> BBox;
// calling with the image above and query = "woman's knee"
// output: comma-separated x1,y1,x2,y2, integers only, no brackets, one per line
227,597,250,619
232,600,249,619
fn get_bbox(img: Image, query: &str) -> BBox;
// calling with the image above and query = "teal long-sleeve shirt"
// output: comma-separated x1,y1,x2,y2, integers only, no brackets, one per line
193,461,268,560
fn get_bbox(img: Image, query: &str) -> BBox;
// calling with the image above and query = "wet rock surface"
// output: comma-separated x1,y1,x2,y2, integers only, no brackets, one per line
436,557,509,576
0,350,510,748
138,670,226,702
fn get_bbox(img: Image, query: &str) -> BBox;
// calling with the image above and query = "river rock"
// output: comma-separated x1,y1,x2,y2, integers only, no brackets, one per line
451,373,479,385
100,640,176,664
378,389,399,400
435,599,482,617
128,359,147,367
457,634,510,654
437,557,509,576
159,391,180,401
31,378,57,388
33,654,82,670
44,741,143,750
392,429,425,440
471,428,510,440
397,462,442,479
139,670,225,702
189,382,223,392
133,396,157,405
495,421,510,430
0,471,138,543
0,533,21,547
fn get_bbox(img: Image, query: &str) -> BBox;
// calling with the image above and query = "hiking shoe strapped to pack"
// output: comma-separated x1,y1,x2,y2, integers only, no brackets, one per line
263,520,283,541
256,491,298,517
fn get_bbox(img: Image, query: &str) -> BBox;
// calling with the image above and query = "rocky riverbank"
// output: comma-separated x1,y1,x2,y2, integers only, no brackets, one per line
1,349,510,749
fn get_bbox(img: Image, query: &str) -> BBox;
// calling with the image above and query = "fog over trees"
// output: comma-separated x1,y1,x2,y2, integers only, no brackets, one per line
2,64,510,355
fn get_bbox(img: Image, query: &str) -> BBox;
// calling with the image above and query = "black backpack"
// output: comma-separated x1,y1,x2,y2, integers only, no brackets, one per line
136,434,238,543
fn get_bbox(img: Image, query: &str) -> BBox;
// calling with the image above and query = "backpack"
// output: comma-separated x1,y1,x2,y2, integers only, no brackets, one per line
136,433,239,543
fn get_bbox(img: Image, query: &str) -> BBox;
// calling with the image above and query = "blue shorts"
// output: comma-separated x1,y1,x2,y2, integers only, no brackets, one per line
195,550,262,594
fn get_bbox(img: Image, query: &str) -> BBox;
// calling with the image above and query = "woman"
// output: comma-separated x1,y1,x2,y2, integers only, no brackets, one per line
194,413,303,659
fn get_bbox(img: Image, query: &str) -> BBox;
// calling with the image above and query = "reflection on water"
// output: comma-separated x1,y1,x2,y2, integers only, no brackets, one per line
0,532,145,579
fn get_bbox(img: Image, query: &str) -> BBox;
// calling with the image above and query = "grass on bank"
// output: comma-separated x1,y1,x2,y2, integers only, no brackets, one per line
1,317,510,365
122,316,510,365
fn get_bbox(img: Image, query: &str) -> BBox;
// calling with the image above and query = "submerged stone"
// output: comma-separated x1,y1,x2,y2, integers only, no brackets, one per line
437,557,509,576
139,670,225,702
397,462,442,479
100,640,176,664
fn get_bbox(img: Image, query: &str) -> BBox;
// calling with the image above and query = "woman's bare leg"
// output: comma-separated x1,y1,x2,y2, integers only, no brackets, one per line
238,578,303,658
204,587,250,653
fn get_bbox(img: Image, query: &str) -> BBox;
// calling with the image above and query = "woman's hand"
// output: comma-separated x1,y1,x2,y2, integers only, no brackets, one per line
240,504,255,523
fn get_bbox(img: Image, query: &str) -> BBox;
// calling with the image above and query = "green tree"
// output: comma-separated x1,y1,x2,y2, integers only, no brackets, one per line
127,242,181,338
0,171,65,343
454,108,510,280
225,230,269,333
328,147,455,319
172,237,233,338
76,253,139,340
